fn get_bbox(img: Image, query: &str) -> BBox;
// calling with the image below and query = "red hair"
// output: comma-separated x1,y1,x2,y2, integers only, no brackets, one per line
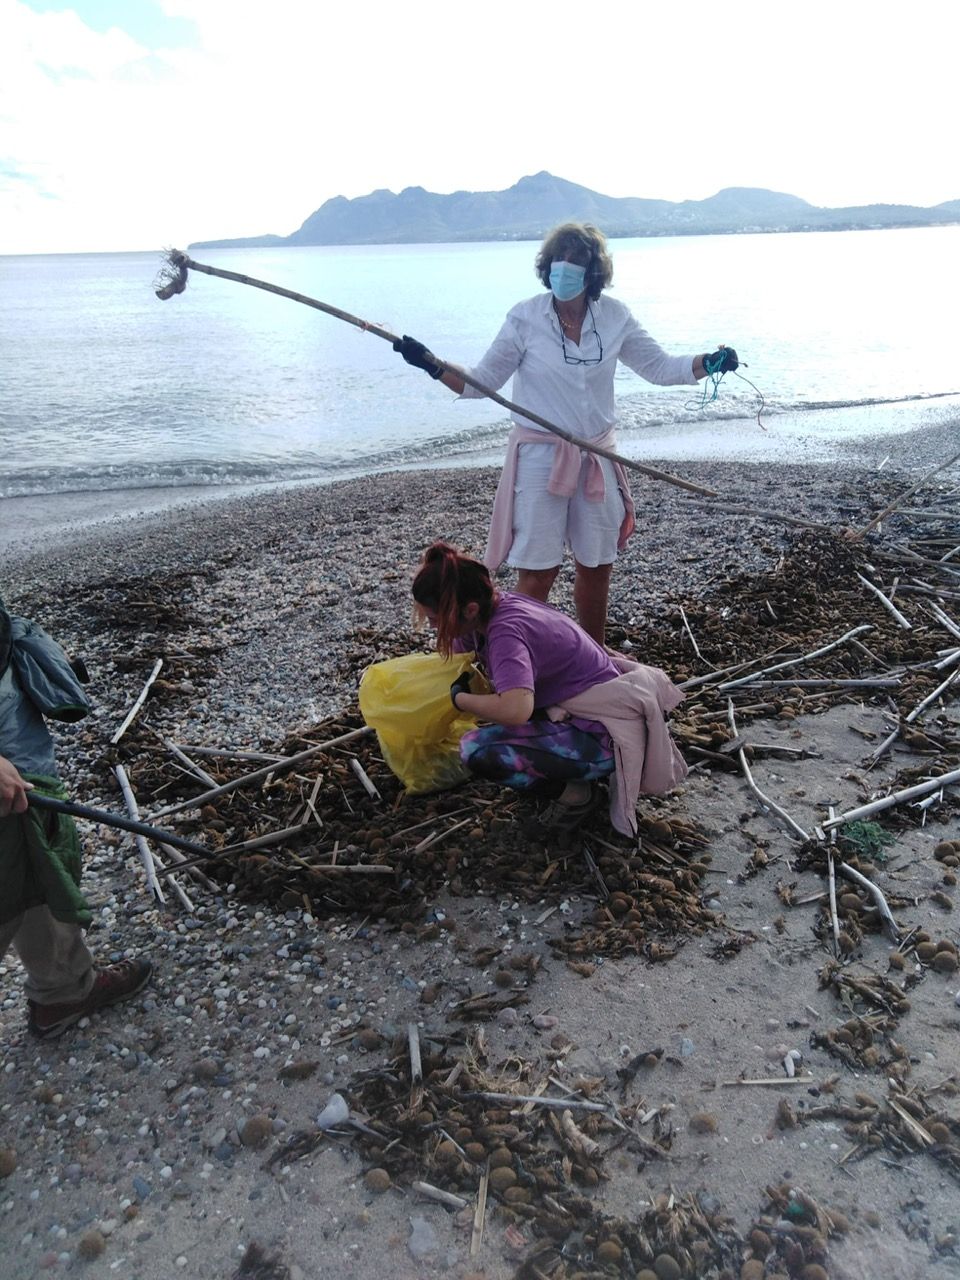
412,542,496,657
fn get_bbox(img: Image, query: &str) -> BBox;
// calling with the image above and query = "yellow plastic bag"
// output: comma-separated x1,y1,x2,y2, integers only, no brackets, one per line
358,651,489,794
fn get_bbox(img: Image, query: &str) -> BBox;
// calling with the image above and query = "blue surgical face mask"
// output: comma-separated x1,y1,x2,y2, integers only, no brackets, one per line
549,260,587,302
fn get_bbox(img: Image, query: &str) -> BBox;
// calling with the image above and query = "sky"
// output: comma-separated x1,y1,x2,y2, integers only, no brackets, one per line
2,0,958,255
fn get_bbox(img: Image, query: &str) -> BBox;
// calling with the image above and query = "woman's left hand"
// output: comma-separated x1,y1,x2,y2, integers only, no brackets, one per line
704,346,738,373
450,672,474,709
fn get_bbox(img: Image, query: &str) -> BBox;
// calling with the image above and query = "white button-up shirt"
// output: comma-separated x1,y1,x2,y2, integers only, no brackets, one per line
461,291,698,441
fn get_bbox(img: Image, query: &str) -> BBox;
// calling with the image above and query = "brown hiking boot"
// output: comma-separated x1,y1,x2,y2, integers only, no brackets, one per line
27,957,153,1039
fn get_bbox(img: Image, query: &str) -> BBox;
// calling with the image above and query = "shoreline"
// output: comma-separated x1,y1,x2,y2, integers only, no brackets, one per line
3,412,959,566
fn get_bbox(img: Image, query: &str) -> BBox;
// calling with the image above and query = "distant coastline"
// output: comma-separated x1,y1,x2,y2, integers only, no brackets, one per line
191,170,960,251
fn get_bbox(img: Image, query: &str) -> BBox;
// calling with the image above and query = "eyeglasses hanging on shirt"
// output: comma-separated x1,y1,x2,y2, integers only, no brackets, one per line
554,302,603,366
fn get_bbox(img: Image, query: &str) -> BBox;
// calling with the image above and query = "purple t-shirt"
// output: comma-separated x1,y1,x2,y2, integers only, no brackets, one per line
465,593,619,708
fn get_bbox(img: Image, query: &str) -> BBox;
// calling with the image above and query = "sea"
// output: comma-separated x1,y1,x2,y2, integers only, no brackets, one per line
2,226,959,511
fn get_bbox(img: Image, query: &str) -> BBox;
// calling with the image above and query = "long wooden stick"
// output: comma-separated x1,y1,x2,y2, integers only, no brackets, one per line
160,737,218,788
727,700,809,841
173,743,285,763
111,658,163,745
158,252,717,499
823,766,960,827
853,450,960,539
856,574,912,630
25,792,212,858
150,725,372,818
826,806,841,958
717,625,873,691
471,1162,489,1258
869,664,960,764
114,764,165,903
838,861,900,943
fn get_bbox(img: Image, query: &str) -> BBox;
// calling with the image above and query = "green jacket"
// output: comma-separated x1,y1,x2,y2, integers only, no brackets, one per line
0,601,93,926
0,774,91,927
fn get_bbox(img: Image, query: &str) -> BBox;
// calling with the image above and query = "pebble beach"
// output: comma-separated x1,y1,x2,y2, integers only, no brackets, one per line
1,419,959,1280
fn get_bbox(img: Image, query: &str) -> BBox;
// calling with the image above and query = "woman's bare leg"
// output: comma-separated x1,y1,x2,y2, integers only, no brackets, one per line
516,566,560,602
573,560,613,644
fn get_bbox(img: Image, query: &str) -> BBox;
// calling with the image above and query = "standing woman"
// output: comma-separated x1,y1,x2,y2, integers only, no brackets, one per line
412,542,687,833
395,223,737,643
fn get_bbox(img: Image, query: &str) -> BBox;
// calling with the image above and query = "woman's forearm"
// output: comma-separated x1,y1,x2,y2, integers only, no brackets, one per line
455,687,534,726
439,367,466,394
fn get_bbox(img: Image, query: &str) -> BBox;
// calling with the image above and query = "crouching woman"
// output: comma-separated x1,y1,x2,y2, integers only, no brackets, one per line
411,542,687,835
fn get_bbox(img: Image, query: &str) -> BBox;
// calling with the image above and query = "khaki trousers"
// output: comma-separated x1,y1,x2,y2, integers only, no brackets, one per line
0,905,95,1005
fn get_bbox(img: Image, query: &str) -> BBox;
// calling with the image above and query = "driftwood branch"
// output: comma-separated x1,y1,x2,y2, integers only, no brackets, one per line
727,700,809,841
856,574,912,630
471,1091,609,1113
412,1181,467,1209
161,737,218,788
111,658,163,745
173,743,285,763
717,625,873,691
852,449,960,539
870,663,960,764
157,251,717,498
824,767,960,827
678,604,712,666
114,764,165,903
837,862,900,943
150,726,373,818
471,1163,489,1258
349,757,381,801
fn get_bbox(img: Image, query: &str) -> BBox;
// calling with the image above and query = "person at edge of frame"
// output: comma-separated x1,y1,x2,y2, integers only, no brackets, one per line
0,598,152,1039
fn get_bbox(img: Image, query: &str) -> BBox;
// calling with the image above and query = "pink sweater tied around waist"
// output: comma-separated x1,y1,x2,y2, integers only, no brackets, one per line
483,426,637,571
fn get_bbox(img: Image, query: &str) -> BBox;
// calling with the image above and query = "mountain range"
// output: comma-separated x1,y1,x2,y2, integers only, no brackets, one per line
191,171,960,250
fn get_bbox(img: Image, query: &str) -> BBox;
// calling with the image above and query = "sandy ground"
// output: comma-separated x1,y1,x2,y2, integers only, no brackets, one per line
1,424,959,1280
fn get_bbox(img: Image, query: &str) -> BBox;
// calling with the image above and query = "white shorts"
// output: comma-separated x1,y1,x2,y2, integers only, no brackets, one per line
506,442,627,570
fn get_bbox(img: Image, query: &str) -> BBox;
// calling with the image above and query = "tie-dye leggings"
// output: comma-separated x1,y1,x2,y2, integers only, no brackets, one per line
459,717,615,792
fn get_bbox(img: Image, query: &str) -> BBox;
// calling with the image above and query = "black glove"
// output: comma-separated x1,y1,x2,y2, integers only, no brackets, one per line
393,334,444,380
450,671,474,709
704,346,738,374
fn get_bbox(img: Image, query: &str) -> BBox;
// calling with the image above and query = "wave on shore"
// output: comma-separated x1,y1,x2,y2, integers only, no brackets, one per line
5,390,960,500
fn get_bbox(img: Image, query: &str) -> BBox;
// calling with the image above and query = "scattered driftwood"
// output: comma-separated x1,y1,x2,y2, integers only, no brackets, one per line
114,763,165,903
150,726,373,818
870,664,960,764
678,604,712,666
349,757,381,801
856,573,912,629
731,676,900,690
695,503,829,530
175,743,285,763
727,700,809,841
407,1022,423,1086
837,861,900,943
412,1181,467,1209
717,625,873,691
471,1162,489,1258
471,1091,610,1113
823,767,960,827
159,841,217,892
161,737,218,788
853,449,960,539
722,1077,814,1087
826,807,841,958
412,816,474,854
111,658,163,745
